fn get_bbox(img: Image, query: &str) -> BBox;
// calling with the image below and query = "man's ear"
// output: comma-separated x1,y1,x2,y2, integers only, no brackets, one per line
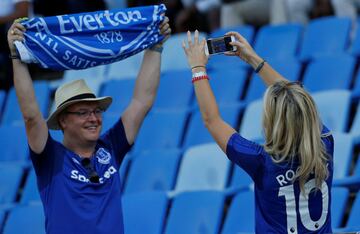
58,113,66,130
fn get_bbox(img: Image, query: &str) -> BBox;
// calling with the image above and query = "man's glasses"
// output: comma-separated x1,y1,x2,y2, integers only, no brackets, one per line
81,158,100,183
66,108,104,119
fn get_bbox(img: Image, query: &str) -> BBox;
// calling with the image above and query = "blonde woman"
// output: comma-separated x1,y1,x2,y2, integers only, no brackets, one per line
182,30,333,233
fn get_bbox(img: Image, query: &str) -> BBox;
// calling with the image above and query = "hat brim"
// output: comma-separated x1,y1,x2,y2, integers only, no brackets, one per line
47,96,112,130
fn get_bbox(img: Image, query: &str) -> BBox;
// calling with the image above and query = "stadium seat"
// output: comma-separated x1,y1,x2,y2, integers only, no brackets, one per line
335,193,360,232
302,55,355,93
332,133,354,180
351,69,360,100
3,204,45,234
253,23,302,61
349,102,360,144
122,191,169,234
349,17,360,56
0,125,28,162
312,90,351,132
153,70,193,110
56,65,107,95
162,32,207,72
0,164,24,204
183,104,241,148
123,149,181,194
20,169,41,204
299,17,352,61
208,67,248,104
228,166,253,193
333,156,360,191
245,58,301,103
101,113,120,133
133,110,188,152
107,51,143,80
331,187,349,229
2,81,51,126
164,191,225,234
100,78,135,114
208,25,255,70
239,99,264,142
221,190,255,234
49,130,63,143
0,90,5,118
173,143,231,194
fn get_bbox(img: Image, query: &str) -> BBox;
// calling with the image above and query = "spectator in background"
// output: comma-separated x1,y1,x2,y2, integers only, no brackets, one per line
33,0,106,16
0,0,32,90
175,0,220,33
182,30,334,233
221,0,271,28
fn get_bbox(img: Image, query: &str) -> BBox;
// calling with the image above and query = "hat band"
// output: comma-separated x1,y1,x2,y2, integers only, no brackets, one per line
58,93,96,109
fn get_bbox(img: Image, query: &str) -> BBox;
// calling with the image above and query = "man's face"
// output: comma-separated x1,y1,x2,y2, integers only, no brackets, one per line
60,102,103,143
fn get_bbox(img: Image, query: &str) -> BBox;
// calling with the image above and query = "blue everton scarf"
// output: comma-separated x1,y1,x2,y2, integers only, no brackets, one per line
15,4,166,70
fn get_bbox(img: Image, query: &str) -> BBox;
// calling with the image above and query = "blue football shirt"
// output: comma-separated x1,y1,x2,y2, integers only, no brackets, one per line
29,119,131,234
226,126,334,234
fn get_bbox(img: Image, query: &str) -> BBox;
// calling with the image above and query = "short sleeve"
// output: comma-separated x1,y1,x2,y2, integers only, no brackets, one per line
226,133,265,182
29,133,63,190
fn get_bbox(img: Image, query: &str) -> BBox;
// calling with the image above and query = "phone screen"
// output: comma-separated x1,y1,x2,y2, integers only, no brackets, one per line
207,36,233,54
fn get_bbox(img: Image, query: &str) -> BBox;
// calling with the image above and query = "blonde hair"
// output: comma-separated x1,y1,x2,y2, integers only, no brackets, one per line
262,81,329,192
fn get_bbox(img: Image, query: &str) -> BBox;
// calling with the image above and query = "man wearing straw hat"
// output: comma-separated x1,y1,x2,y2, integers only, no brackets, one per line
7,16,171,234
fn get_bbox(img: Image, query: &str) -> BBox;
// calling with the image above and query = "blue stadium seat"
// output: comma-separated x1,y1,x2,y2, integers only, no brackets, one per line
20,169,41,204
57,65,107,95
49,130,63,143
133,110,188,152
209,25,255,38
299,17,352,61
164,191,225,234
254,23,302,61
107,51,143,80
153,70,193,110
245,58,301,103
208,67,248,104
221,190,255,234
2,81,51,126
3,204,45,234
173,143,231,194
349,17,360,56
228,166,253,192
334,156,360,191
350,102,360,144
0,126,28,162
100,79,135,114
101,113,120,133
183,104,241,148
123,149,181,194
208,25,255,70
122,191,169,234
332,133,354,180
0,164,24,204
335,193,360,232
239,99,264,142
0,90,5,118
312,90,351,132
331,187,349,229
162,32,207,72
302,55,355,93
351,69,360,100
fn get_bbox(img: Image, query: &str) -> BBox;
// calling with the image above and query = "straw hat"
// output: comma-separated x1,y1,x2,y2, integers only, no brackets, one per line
47,79,112,130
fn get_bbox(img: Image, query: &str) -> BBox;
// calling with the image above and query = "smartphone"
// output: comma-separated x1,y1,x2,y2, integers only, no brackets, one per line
205,35,236,56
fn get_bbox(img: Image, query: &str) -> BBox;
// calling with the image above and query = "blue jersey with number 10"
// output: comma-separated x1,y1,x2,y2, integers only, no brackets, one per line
226,126,333,233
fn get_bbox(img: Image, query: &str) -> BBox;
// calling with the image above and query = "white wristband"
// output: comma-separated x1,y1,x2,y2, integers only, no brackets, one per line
192,71,207,78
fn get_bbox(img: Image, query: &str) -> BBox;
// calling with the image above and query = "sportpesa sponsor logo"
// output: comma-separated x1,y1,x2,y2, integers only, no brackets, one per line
71,166,117,184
